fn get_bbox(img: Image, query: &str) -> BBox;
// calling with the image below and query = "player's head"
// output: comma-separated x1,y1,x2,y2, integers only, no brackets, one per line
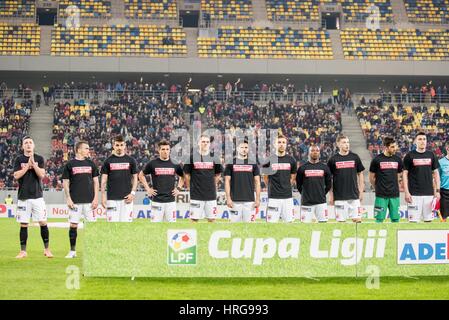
198,135,211,154
113,135,126,156
414,132,427,151
308,144,321,162
75,140,90,158
337,134,350,153
383,137,397,156
275,134,287,154
237,140,249,158
158,140,170,160
22,136,34,154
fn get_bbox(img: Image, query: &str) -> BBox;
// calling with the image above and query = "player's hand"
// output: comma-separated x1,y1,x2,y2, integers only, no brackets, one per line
67,198,75,210
226,199,233,208
359,192,364,203
124,194,134,204
147,188,157,197
172,188,179,196
91,199,98,210
254,199,260,208
405,192,413,204
434,192,441,200
101,198,107,209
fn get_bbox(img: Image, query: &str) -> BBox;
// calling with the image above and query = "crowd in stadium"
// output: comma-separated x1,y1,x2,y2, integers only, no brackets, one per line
0,95,33,189
47,91,341,190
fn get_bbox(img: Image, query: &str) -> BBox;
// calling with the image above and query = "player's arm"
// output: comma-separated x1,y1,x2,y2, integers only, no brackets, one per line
184,173,190,191
13,163,30,180
357,171,364,202
369,172,376,189
254,175,261,208
31,156,45,179
124,173,138,204
101,173,108,208
215,173,222,188
63,179,75,209
138,170,157,196
224,175,233,208
92,176,99,209
433,169,441,200
402,170,412,203
263,175,269,191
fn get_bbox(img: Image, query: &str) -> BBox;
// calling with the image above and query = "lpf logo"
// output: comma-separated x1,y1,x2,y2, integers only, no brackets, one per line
167,230,197,265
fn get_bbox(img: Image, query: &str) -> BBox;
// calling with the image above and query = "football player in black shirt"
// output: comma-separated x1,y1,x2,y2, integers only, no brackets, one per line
101,135,138,222
139,140,184,222
62,141,99,258
262,134,297,223
183,135,223,222
13,136,53,259
297,145,332,223
369,137,403,223
327,135,365,223
403,132,440,222
224,140,261,222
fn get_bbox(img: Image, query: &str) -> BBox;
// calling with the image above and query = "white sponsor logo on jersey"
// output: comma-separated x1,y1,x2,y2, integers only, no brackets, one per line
305,169,324,177
412,158,432,166
233,165,253,172
193,162,214,170
271,163,291,171
155,168,175,175
110,163,130,171
379,162,399,170
72,166,92,175
336,161,355,169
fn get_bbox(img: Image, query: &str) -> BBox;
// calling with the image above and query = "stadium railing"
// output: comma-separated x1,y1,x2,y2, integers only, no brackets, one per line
4,89,449,105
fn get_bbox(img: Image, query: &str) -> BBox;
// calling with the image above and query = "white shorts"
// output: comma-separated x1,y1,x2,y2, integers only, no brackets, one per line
300,203,328,223
189,199,218,220
106,200,133,222
229,202,256,223
266,198,294,223
16,198,47,224
151,201,177,222
334,200,362,222
69,203,97,224
408,195,434,222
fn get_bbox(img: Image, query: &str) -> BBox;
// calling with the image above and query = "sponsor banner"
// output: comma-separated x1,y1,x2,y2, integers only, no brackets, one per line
0,192,431,221
83,223,449,278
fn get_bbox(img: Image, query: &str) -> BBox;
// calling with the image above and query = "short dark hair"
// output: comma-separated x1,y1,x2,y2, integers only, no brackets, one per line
75,140,88,153
22,136,33,143
445,140,449,148
276,134,287,141
383,137,396,147
114,135,125,143
415,132,427,140
158,140,170,148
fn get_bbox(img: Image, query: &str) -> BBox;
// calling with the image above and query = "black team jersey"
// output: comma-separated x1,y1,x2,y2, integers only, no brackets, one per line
263,155,297,199
183,152,223,201
224,158,260,202
14,154,45,200
403,150,439,196
369,153,403,198
296,161,332,206
327,152,365,201
101,154,138,200
62,159,99,204
142,158,184,203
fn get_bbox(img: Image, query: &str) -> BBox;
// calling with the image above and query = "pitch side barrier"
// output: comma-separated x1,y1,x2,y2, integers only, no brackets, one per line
83,222,449,278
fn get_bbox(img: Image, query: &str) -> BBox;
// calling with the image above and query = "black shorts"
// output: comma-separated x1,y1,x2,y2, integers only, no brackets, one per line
441,189,449,218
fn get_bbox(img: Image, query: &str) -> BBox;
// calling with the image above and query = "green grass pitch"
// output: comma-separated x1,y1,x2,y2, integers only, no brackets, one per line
1,218,449,300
